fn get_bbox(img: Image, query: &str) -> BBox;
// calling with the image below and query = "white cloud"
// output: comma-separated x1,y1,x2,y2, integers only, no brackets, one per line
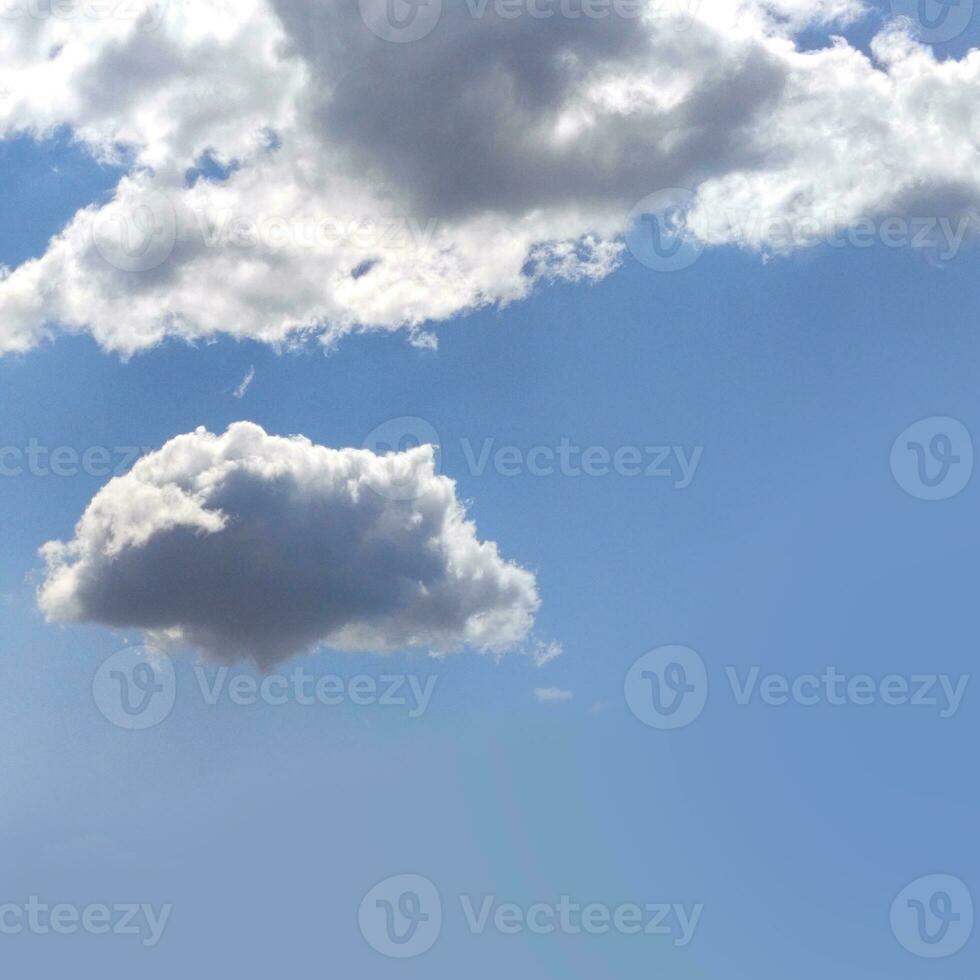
233,365,256,399
531,639,564,667
1,1,979,355
37,422,539,666
534,687,574,703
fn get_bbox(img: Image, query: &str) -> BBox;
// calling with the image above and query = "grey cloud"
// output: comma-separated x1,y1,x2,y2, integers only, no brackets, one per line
279,1,784,218
38,423,539,666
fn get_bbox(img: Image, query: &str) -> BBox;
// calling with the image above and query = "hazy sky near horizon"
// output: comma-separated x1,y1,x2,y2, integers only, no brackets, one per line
1,1,979,977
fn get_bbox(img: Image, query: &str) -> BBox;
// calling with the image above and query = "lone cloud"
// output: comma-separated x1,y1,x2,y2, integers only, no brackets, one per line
38,422,539,666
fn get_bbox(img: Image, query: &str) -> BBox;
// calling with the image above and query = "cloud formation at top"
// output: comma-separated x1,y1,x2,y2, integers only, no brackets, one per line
0,0,979,354
37,422,540,665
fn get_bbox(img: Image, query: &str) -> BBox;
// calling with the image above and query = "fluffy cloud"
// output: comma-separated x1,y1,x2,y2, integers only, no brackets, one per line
37,422,539,665
1,0,979,354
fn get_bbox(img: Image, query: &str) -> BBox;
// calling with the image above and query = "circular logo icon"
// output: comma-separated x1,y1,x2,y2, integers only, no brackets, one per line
136,0,170,33
362,417,442,501
358,874,442,958
92,191,177,273
890,417,973,501
625,189,703,272
92,645,177,730
891,874,973,958
358,0,442,42
889,0,974,43
624,645,708,729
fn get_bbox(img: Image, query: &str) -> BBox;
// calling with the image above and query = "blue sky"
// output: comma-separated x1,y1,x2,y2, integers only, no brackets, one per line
1,1,979,977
